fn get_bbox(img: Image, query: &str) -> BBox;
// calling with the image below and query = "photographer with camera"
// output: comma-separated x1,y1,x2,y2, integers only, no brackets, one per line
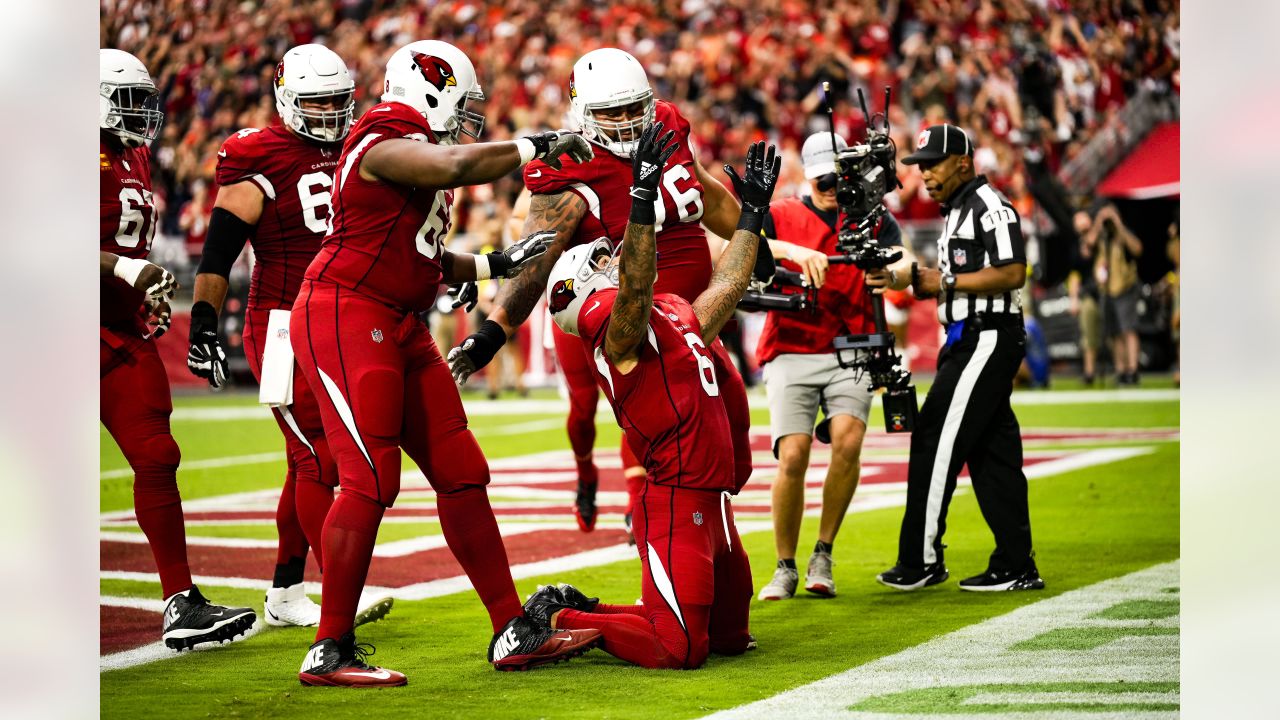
869,124,1043,593
755,132,913,601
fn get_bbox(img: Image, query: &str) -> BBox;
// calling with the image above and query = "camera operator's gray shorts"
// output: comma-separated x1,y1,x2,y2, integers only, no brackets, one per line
762,352,873,457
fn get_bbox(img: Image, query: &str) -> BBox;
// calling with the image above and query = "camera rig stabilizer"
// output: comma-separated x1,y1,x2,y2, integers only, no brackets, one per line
826,83,918,433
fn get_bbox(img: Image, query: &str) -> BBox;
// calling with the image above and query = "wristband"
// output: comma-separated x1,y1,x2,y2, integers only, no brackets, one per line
911,262,919,287
189,301,219,340
736,208,767,235
475,318,508,349
515,137,537,166
629,189,657,225
474,254,492,281
112,256,149,287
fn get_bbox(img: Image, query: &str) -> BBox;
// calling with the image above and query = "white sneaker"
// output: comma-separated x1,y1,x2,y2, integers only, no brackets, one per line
264,583,321,627
757,565,799,601
354,591,394,627
805,551,836,597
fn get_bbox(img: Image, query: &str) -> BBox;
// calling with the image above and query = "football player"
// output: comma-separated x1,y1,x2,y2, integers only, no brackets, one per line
522,131,781,669
187,44,392,629
291,40,601,687
100,48,256,651
448,48,809,529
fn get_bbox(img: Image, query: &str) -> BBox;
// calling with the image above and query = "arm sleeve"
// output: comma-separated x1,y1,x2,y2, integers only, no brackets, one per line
196,207,253,278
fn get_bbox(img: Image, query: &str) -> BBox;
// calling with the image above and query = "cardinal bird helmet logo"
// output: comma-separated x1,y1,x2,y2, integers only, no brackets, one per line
410,52,457,92
548,278,576,315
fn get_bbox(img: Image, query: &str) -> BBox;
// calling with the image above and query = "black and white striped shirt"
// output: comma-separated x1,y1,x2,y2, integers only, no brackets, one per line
935,175,1026,324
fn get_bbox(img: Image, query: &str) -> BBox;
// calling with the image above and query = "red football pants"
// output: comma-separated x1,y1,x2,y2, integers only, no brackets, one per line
292,281,523,640
101,327,191,599
244,308,336,570
557,484,753,668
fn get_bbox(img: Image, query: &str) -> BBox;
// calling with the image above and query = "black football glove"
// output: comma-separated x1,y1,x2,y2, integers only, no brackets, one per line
448,282,478,312
724,140,781,233
524,131,594,170
484,230,554,279
187,301,228,389
629,121,679,203
446,319,507,386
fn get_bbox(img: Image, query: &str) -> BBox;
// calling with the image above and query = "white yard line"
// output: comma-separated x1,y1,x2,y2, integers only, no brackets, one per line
703,561,1179,720
100,452,287,481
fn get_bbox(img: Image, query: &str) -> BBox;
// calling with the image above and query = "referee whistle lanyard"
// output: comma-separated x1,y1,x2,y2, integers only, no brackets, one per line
944,319,966,348
720,491,733,551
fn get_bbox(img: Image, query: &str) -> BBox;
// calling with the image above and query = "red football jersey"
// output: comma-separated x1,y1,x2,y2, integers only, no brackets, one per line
305,102,452,312
524,101,711,303
100,139,157,329
215,125,341,310
579,289,734,492
755,197,877,365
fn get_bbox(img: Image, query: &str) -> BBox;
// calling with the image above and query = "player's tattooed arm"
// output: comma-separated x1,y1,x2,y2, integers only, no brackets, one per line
487,191,588,335
605,219,657,369
693,228,758,343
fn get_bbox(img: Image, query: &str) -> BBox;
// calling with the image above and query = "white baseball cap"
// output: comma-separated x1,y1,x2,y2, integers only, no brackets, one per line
801,131,848,179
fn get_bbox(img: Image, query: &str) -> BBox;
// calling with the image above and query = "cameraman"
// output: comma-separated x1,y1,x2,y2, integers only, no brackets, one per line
868,124,1043,593
755,131,913,601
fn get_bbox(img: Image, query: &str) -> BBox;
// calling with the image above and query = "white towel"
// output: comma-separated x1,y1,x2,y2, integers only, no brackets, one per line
258,309,294,407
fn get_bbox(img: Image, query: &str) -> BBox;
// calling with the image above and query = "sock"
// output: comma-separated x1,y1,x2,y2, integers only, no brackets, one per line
436,486,523,633
778,558,797,571
815,540,834,555
274,470,310,567
134,469,193,599
273,556,306,588
295,478,335,571
314,492,383,643
557,609,681,669
576,455,598,488
593,603,648,617
625,473,645,515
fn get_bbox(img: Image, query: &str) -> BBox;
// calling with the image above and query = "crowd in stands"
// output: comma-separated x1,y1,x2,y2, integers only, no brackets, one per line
103,0,1179,249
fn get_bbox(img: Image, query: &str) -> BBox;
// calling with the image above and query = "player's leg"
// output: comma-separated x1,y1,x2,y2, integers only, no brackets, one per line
759,355,822,600
710,339,753,491
553,323,601,531
399,320,599,669
291,285,405,648
709,494,754,655
100,332,189,599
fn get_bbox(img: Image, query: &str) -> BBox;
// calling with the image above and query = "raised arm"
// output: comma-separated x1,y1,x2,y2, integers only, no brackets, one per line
605,123,679,370
693,141,782,343
360,130,593,190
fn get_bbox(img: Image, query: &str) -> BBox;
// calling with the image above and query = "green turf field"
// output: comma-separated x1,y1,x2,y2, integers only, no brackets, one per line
100,386,1178,719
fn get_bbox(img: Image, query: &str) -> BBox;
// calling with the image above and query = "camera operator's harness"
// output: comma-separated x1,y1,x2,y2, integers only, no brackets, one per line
740,85,918,433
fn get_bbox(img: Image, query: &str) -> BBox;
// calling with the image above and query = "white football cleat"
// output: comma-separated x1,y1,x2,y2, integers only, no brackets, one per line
264,583,322,627
354,591,395,627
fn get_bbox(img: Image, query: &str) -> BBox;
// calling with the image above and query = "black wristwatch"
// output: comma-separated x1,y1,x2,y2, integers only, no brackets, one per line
942,272,957,293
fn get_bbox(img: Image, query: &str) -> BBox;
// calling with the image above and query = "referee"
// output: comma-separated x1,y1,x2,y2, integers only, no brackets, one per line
867,124,1043,592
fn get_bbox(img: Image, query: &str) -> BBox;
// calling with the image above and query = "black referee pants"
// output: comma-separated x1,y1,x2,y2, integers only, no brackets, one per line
896,315,1034,573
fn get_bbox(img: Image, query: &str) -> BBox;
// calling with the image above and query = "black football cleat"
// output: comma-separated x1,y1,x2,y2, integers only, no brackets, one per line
959,563,1046,592
298,632,406,687
522,583,600,627
876,563,950,591
162,585,256,651
488,615,600,672
574,483,598,533
554,583,600,613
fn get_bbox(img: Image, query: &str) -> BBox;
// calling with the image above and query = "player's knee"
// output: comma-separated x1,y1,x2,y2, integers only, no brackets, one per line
129,432,180,476
428,433,490,493
682,637,710,669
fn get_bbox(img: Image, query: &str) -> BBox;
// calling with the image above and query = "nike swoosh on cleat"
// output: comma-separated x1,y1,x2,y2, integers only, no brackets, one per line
346,669,392,680
529,170,542,177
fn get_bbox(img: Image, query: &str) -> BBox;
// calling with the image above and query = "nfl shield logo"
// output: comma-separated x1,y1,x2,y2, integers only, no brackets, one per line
371,328,384,343
952,248,967,266
692,511,703,526
276,328,288,340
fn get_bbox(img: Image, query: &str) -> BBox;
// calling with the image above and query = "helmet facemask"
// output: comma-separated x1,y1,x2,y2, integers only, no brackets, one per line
101,82,164,147
547,238,619,336
283,88,356,143
437,87,486,145
580,92,655,158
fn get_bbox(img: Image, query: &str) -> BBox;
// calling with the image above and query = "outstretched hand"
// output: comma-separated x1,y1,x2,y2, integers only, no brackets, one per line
724,141,781,213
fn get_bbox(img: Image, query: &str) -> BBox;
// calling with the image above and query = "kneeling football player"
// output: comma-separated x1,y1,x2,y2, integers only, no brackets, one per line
523,130,780,668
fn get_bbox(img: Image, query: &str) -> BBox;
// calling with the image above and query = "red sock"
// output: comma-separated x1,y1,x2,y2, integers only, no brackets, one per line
294,477,335,571
437,486,523,633
576,456,598,488
134,468,192,599
274,469,309,566
593,603,647,616
314,492,383,642
557,609,681,669
625,474,645,515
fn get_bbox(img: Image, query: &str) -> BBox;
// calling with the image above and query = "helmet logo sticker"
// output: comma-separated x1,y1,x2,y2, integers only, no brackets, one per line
410,53,457,92
569,71,577,99
276,60,286,88
548,278,576,315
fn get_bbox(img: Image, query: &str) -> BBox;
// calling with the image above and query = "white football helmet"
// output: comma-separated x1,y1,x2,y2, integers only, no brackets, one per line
546,238,619,336
275,44,356,144
382,40,484,144
569,48,655,158
100,49,164,147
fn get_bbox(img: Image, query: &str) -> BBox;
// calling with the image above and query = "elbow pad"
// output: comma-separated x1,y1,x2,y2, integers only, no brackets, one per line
196,207,254,279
